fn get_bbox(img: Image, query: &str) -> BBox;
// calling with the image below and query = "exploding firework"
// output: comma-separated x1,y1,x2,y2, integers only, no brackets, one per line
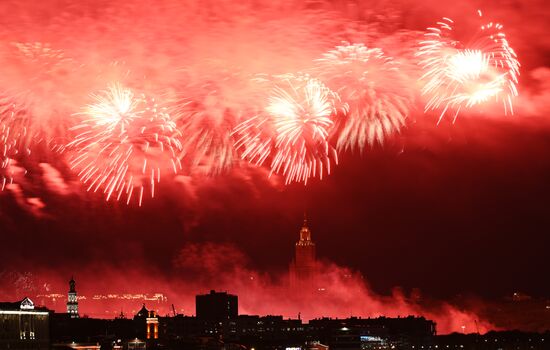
10,42,70,73
314,42,412,151
0,42,70,190
0,95,32,190
169,64,268,176
171,80,244,176
234,74,345,184
416,13,520,122
0,42,77,152
67,83,182,206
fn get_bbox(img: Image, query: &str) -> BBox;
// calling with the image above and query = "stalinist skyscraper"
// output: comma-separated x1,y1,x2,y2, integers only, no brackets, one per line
289,215,318,290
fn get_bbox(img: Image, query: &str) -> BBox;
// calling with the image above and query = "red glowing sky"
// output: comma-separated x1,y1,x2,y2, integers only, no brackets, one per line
0,0,549,335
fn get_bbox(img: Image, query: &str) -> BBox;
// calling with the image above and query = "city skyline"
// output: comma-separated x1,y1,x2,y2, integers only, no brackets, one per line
3,217,548,334
2,289,546,350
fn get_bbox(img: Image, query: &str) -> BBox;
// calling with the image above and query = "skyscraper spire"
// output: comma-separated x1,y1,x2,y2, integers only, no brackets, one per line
299,213,312,243
69,276,76,293
290,215,318,290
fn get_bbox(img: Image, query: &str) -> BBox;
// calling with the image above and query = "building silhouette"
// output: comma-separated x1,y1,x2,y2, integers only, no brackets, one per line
0,297,50,350
66,277,79,318
289,215,318,290
8,291,542,350
134,304,159,340
196,290,238,322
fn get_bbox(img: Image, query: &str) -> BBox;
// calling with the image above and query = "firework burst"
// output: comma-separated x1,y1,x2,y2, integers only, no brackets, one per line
171,80,244,176
234,74,345,184
0,95,32,190
0,42,77,152
416,13,520,122
315,42,412,151
67,83,182,206
11,42,71,73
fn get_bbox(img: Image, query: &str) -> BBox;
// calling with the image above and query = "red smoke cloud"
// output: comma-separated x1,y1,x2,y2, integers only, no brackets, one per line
1,242,495,334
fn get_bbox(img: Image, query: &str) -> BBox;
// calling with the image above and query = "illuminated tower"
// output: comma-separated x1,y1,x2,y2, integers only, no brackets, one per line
66,277,79,318
134,304,159,340
289,215,318,290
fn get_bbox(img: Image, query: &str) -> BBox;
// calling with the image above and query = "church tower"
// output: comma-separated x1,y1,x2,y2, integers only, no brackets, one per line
66,277,79,318
289,215,318,290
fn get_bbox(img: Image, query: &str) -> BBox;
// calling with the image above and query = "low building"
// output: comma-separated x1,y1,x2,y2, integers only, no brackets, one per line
133,305,158,340
51,342,101,350
0,297,50,350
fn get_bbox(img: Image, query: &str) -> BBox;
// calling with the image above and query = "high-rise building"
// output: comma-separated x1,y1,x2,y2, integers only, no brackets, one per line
196,290,238,321
289,215,318,290
66,277,79,318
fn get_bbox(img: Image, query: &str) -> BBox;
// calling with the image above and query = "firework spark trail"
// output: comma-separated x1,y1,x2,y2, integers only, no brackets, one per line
0,42,79,157
0,95,31,190
67,83,182,206
0,43,55,191
416,13,520,122
234,74,345,185
170,70,254,176
314,42,412,151
0,0,526,200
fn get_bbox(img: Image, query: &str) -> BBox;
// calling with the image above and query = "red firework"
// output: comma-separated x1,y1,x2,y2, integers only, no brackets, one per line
67,83,182,206
234,74,345,184
416,12,520,122
0,95,32,190
171,78,245,176
314,42,412,151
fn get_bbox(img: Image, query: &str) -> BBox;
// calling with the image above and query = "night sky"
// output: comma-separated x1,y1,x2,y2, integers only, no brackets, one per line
1,115,549,298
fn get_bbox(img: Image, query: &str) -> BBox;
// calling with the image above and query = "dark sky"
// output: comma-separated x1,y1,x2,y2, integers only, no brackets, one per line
1,115,549,300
